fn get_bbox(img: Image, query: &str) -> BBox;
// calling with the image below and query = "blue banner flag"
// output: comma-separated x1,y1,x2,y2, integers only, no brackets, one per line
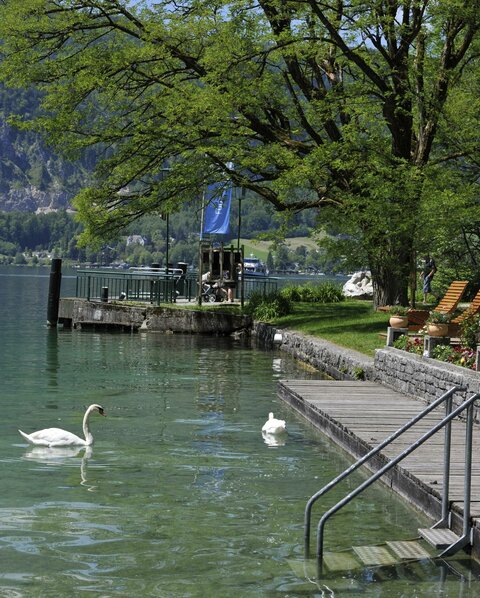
202,183,232,235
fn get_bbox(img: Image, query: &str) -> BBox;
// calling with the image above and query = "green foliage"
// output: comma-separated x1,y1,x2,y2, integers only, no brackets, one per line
245,291,292,322
394,331,477,370
0,0,478,307
280,285,302,302
0,210,82,256
387,306,410,316
431,345,476,370
280,282,344,303
426,311,452,324
460,314,480,350
13,251,26,264
352,367,366,381
393,335,424,356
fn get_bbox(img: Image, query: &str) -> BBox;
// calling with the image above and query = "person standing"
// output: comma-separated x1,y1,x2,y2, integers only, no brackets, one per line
422,255,437,303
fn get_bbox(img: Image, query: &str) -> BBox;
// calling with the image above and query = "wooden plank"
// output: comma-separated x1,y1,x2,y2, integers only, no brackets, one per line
323,551,361,571
386,540,432,560
278,379,480,542
352,545,398,566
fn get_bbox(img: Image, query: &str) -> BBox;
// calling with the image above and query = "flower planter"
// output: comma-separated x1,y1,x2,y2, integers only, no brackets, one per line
389,315,409,329
427,323,449,337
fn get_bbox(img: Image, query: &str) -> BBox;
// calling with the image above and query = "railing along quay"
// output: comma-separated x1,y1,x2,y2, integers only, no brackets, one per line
74,268,279,304
75,268,196,304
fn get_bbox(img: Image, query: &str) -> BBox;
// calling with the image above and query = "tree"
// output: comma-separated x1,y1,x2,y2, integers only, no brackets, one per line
274,244,292,271
0,1,479,305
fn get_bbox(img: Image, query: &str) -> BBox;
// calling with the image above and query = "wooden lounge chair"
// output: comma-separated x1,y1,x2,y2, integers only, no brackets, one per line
447,288,480,337
407,280,469,331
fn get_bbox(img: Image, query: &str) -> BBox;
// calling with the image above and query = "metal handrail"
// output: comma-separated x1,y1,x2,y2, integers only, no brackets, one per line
315,392,480,572
304,385,465,558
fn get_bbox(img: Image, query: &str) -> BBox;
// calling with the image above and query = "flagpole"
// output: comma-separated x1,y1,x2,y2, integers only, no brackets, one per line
200,187,206,241
237,186,245,251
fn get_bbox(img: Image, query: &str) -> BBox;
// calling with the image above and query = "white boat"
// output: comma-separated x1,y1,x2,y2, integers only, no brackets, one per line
243,256,268,276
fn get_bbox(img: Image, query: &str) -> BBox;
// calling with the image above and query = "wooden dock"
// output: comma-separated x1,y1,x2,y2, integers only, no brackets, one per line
278,380,480,555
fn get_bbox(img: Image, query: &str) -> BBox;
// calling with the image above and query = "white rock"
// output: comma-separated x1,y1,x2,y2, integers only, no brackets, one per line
343,271,373,299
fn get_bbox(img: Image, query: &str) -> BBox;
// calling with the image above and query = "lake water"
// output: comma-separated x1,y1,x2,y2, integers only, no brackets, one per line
0,265,478,596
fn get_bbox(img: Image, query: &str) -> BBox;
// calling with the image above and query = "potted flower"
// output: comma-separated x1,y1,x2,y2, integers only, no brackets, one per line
388,305,410,329
426,311,452,337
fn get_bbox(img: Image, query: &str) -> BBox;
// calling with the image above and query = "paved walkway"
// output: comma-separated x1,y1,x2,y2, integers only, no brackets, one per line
277,380,480,525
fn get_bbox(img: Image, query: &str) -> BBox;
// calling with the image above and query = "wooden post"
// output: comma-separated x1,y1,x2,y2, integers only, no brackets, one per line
47,258,62,327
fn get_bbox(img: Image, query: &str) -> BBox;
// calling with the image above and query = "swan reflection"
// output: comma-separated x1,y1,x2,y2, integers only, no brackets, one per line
262,431,287,447
23,446,96,490
24,445,92,461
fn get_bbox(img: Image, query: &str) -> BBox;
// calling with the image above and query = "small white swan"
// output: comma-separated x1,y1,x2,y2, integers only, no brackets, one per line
262,412,286,435
18,404,106,447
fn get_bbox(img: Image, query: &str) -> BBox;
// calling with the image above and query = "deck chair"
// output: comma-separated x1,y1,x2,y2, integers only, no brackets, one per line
407,280,469,331
447,288,480,337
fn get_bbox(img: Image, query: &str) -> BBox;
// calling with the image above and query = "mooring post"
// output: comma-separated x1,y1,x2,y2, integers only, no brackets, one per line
47,258,62,327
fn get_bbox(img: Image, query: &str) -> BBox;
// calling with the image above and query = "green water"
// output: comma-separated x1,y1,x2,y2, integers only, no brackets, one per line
0,266,478,596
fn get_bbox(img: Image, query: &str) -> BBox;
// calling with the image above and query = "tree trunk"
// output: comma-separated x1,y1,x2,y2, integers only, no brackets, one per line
369,243,412,309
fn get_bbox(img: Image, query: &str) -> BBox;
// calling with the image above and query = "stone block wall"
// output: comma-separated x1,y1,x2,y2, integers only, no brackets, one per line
253,322,375,381
253,323,480,417
374,347,480,418
58,298,252,334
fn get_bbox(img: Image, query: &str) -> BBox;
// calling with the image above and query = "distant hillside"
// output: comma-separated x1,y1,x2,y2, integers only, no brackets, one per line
0,85,92,212
239,237,321,261
0,86,323,258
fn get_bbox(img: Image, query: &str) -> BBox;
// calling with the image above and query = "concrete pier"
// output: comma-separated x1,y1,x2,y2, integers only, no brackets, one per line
58,297,251,334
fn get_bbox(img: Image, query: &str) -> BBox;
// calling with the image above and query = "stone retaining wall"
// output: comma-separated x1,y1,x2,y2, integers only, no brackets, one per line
58,298,252,334
253,322,375,381
253,323,480,415
374,346,480,419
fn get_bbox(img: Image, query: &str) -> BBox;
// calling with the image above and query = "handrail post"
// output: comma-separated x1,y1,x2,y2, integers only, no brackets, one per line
434,395,453,528
463,402,474,538
304,385,465,559
439,398,477,557
315,392,479,572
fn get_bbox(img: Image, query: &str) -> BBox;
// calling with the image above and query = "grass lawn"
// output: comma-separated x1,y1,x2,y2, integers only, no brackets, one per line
272,299,390,356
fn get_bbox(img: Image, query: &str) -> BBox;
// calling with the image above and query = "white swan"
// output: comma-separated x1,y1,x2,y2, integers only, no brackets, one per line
262,412,286,435
18,404,106,447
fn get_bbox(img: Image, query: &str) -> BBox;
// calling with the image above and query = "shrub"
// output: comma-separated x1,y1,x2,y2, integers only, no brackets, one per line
352,367,366,380
393,334,424,355
432,345,476,370
394,334,477,370
314,281,344,303
460,314,480,350
245,290,293,321
387,305,409,316
280,285,302,302
279,281,344,304
426,311,452,324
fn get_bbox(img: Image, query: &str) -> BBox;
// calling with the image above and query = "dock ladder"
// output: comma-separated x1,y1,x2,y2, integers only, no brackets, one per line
304,385,480,574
